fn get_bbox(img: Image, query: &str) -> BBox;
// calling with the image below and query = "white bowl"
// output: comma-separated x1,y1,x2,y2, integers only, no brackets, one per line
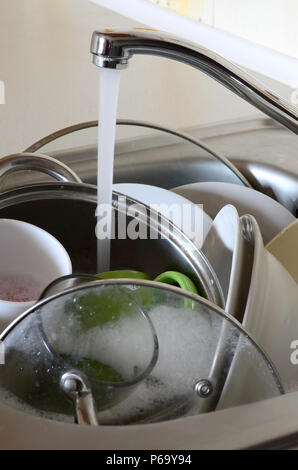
113,183,212,245
172,182,295,244
266,219,298,283
0,219,72,332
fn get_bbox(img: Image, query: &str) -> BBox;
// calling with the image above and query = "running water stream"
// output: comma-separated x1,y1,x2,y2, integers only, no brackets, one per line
96,68,121,273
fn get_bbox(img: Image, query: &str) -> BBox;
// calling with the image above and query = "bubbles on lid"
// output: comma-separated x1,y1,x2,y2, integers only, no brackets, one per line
0,286,282,425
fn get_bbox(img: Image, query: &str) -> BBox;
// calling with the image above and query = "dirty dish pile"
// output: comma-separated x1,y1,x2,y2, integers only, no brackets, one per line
172,181,295,244
0,151,296,426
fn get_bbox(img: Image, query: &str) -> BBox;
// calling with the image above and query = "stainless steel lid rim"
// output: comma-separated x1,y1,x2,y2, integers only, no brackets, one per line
24,119,252,188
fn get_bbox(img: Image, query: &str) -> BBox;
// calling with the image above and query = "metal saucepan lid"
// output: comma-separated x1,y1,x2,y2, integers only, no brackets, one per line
24,120,252,188
0,279,284,426
0,153,225,308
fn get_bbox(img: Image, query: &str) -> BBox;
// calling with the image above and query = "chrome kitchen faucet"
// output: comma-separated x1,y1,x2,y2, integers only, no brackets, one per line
90,29,298,135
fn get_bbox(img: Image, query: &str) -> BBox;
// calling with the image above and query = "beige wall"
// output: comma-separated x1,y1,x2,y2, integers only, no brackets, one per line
213,0,298,59
0,0,278,157
148,0,298,59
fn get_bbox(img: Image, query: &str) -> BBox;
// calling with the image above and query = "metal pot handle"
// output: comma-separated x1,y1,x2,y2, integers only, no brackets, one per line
0,152,82,189
60,370,98,426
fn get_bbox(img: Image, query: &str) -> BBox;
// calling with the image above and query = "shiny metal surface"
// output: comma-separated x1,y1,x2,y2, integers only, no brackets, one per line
195,379,214,398
234,159,298,216
0,152,225,305
90,30,298,134
0,181,224,307
60,371,99,426
0,153,82,187
22,119,297,215
25,120,251,188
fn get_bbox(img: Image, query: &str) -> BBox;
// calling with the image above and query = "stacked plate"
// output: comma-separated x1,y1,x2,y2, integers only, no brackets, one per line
172,181,298,392
116,181,298,392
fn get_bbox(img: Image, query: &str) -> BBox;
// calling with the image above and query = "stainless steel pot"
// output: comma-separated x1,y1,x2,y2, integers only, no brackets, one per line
0,153,224,307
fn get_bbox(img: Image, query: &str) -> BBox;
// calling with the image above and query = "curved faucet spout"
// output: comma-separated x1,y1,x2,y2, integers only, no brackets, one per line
90,29,298,135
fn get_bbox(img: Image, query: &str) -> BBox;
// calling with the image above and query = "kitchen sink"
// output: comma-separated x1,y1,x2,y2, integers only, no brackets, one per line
0,116,297,449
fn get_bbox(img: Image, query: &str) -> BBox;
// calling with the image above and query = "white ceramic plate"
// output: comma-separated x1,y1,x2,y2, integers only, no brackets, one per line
217,215,298,408
266,219,298,283
172,182,295,244
201,205,249,320
241,215,298,392
113,183,212,245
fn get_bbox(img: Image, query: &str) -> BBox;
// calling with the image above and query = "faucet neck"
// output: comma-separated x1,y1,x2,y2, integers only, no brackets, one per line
90,29,298,135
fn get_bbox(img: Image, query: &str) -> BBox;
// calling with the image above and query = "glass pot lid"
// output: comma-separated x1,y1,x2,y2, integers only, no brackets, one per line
0,279,283,426
25,120,251,188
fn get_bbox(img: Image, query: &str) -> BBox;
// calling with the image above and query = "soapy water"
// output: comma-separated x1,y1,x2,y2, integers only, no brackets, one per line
0,386,74,424
41,294,156,382
96,68,121,273
40,297,217,391
0,299,230,423
0,273,44,302
95,304,220,423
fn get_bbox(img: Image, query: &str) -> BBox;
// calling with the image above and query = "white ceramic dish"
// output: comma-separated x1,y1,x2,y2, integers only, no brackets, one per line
201,205,249,320
113,183,212,246
172,182,295,244
241,215,298,392
0,219,72,332
266,219,298,283
217,214,298,409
